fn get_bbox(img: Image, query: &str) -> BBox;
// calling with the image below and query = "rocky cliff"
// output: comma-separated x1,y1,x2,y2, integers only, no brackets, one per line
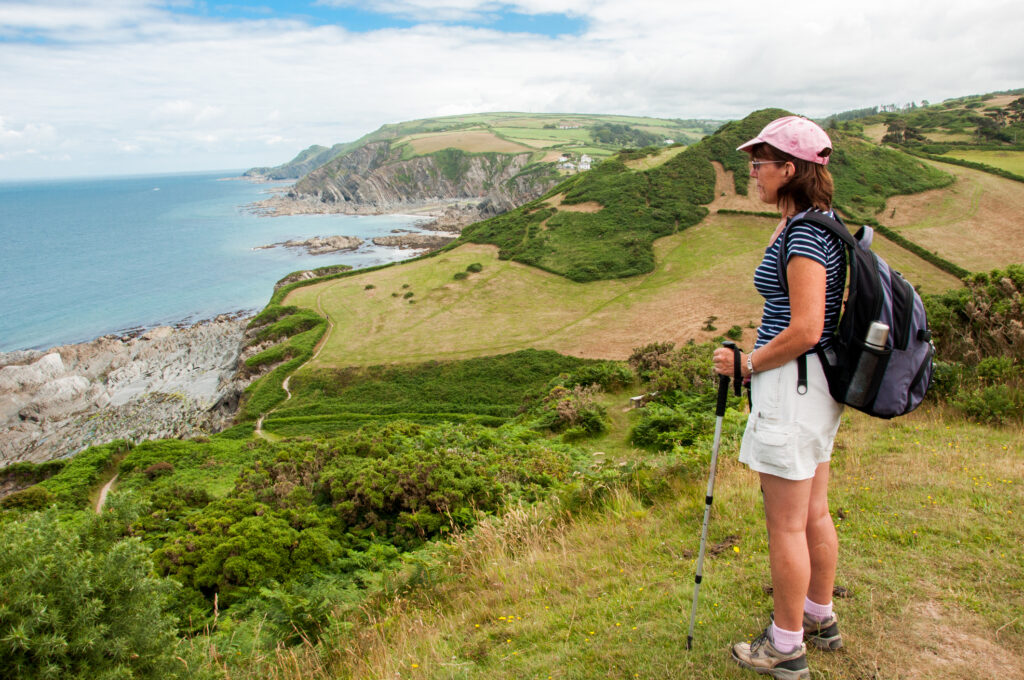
0,318,257,464
255,142,560,225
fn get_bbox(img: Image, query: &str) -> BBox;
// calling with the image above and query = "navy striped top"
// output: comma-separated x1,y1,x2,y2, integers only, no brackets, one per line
753,210,846,353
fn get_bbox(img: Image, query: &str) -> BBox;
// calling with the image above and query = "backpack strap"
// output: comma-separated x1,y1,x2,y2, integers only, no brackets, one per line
775,210,856,295
776,210,852,394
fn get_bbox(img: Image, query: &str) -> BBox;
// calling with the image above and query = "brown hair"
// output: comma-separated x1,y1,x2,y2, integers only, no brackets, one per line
747,142,834,213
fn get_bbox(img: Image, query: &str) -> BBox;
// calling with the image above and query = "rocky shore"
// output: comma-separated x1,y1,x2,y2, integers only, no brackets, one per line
0,316,257,465
255,234,363,255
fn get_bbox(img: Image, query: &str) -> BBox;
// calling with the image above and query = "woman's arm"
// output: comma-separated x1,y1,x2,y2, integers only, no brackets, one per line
713,256,826,377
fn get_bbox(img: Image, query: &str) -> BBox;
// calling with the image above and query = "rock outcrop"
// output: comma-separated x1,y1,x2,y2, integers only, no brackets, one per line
255,235,363,255
0,316,255,465
253,142,559,220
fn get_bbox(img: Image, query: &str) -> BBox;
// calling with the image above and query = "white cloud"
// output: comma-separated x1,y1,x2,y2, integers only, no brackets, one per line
1,0,1022,178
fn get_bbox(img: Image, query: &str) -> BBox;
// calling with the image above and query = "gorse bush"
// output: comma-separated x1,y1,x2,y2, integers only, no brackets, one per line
628,341,746,450
923,265,1024,424
0,510,193,680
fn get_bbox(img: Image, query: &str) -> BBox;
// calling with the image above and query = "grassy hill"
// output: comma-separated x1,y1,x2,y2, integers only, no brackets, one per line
3,99,1024,680
248,112,723,180
457,108,955,282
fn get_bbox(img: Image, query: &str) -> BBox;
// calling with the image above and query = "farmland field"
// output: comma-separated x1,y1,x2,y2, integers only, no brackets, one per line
943,149,1024,175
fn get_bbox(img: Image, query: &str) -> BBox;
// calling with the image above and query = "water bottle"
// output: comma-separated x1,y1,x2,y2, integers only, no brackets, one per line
845,322,889,407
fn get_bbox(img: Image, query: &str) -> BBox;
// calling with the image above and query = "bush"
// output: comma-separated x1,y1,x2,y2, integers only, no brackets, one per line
0,511,188,680
535,384,607,435
364,283,375,290
143,461,175,480
453,271,469,280
466,262,484,273
0,486,56,510
403,291,415,299
628,342,677,381
726,325,743,341
953,385,1022,425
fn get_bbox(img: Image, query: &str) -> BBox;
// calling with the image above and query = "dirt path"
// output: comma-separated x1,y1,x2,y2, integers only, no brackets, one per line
253,287,335,440
94,473,118,513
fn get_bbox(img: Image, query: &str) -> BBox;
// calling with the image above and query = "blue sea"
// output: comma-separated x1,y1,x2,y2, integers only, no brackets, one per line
0,171,435,352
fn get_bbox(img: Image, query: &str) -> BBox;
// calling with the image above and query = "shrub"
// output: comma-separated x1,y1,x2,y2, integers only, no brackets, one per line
466,262,484,273
364,284,375,290
143,461,175,480
403,291,415,298
953,385,1022,425
0,486,56,510
628,342,677,381
726,325,743,341
536,384,607,435
555,361,634,391
0,511,188,680
453,271,469,280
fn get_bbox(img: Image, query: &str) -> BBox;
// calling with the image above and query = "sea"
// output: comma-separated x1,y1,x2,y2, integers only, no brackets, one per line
0,171,437,352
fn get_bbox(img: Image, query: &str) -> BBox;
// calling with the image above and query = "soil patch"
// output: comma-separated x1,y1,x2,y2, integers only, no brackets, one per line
707,161,767,213
881,600,1024,680
543,193,603,213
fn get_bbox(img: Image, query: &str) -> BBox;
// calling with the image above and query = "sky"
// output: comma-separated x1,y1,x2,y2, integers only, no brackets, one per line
0,0,1021,180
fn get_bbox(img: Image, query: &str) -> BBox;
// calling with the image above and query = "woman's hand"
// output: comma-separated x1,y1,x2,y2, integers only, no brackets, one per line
713,347,746,378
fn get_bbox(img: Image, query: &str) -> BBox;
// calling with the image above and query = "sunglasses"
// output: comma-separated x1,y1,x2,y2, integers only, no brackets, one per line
749,160,788,170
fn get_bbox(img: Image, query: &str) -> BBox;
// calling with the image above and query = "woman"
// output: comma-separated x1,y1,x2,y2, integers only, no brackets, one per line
712,116,845,680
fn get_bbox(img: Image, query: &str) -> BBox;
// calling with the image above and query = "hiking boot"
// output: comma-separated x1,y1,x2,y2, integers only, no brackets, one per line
803,611,843,650
731,627,809,680
770,610,844,651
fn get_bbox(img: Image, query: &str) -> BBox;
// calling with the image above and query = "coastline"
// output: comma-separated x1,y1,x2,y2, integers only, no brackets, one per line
0,313,258,466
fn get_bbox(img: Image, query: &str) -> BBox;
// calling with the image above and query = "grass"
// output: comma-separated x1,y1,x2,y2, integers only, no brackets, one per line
213,404,1024,680
283,210,958,371
407,131,532,155
877,159,1024,272
943,150,1024,176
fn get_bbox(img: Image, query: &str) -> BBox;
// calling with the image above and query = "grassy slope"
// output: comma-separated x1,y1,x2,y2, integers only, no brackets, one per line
943,149,1024,175
876,159,1024,272
228,404,1024,680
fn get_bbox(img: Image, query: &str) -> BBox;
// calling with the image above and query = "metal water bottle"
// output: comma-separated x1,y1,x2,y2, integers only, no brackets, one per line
846,322,889,407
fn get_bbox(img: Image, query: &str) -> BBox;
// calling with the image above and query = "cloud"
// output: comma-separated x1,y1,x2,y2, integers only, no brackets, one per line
1,0,1022,178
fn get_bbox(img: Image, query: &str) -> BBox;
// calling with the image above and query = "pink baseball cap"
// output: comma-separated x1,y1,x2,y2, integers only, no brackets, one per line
737,116,832,165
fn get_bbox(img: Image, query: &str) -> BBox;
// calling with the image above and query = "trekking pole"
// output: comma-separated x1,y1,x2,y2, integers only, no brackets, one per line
686,341,740,650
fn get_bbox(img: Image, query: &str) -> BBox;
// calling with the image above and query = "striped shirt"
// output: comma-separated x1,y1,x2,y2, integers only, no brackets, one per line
753,209,846,353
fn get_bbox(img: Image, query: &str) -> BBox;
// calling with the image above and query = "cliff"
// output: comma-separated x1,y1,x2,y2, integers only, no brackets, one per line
244,142,351,180
255,142,561,224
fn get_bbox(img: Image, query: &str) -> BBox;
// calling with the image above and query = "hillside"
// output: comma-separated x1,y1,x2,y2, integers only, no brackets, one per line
248,113,722,226
458,108,955,282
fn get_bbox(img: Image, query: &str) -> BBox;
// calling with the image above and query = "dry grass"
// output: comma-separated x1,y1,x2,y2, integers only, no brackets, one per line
284,214,769,368
878,159,1024,271
623,146,688,171
862,123,887,144
408,131,532,155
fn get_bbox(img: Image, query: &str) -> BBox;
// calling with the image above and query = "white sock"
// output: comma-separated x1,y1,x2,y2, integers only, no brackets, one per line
804,596,833,622
771,622,803,653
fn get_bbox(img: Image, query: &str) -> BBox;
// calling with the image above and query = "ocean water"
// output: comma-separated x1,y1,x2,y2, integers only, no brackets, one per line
0,171,435,352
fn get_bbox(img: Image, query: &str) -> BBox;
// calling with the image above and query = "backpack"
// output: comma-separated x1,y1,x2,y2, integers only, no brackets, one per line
776,211,935,418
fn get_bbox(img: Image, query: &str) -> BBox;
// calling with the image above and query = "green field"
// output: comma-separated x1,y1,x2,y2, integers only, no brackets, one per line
944,149,1024,175
283,212,959,372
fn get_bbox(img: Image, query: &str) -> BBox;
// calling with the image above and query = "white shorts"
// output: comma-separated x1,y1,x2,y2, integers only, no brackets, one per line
739,356,843,481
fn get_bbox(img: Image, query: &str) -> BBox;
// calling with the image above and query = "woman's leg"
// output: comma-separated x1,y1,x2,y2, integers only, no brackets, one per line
805,461,837,607
759,472,814,632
